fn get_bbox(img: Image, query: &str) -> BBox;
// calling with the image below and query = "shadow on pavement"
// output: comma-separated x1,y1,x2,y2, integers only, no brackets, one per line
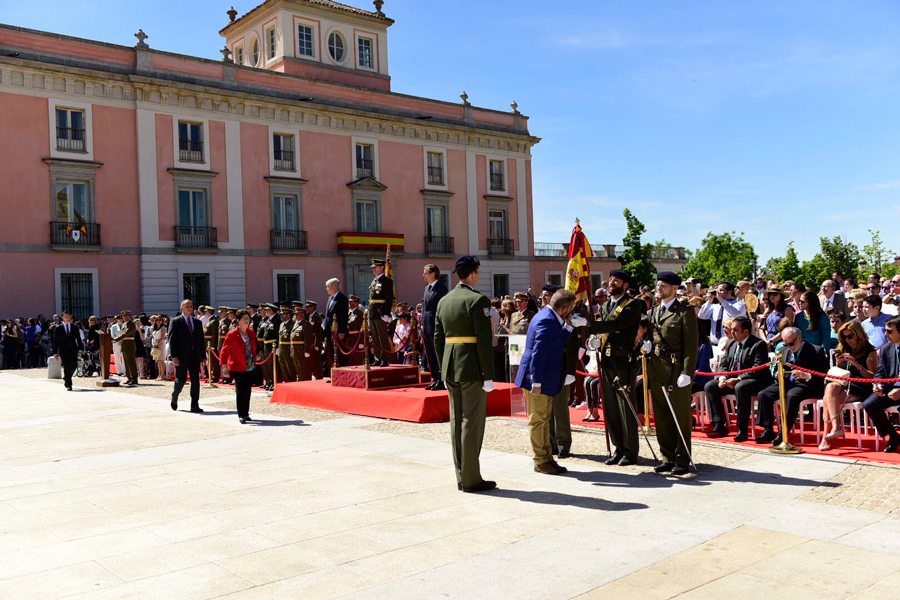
568,464,838,490
488,488,648,512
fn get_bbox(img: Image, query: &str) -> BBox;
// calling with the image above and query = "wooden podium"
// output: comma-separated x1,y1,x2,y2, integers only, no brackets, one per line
96,331,119,387
330,365,421,390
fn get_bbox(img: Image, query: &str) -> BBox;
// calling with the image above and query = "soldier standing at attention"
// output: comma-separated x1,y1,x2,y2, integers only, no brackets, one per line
112,310,139,386
306,300,324,379
276,307,296,382
588,269,643,466
258,304,278,390
434,255,496,493
509,292,536,335
218,307,232,382
291,305,315,381
647,271,699,476
347,295,365,366
368,258,394,366
204,306,220,383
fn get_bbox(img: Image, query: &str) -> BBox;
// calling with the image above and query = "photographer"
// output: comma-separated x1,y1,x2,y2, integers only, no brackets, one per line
698,281,747,345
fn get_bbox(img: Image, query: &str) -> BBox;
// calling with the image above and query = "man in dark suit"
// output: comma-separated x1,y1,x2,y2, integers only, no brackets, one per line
167,299,207,413
516,289,577,475
756,326,828,445
818,279,852,322
324,278,349,373
863,316,900,452
52,310,83,391
704,316,774,442
422,264,449,390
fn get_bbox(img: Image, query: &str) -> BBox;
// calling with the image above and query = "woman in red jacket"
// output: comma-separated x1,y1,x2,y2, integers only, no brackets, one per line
219,309,258,424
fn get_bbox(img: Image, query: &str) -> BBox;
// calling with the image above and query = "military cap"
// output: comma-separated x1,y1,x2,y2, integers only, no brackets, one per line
104,315,115,320
120,310,131,317
294,304,308,313
263,303,278,310
542,284,560,294
291,300,304,307
349,295,361,302
609,269,633,286
217,306,229,312
514,292,530,302
205,306,216,313
657,271,682,286
280,307,292,314
370,258,386,267
247,303,259,309
453,255,480,272
305,300,318,307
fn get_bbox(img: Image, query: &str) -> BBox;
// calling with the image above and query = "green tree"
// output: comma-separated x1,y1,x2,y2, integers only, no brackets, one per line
774,242,802,283
618,209,657,289
861,229,895,278
796,236,860,288
682,232,758,284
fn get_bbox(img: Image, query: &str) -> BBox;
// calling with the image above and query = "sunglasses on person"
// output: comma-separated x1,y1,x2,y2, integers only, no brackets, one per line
843,333,856,342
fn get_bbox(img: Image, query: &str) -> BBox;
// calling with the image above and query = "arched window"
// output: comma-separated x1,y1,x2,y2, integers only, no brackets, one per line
328,31,345,62
252,38,260,67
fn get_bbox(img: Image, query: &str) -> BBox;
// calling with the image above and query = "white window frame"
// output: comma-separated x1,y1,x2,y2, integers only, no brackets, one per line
55,268,100,317
249,33,261,67
295,19,317,59
55,180,92,223
487,206,509,240
492,273,511,299
272,270,306,304
173,116,210,170
487,156,508,194
48,98,94,160
268,125,302,177
265,25,278,62
356,35,375,71
232,40,245,65
175,265,216,309
326,28,347,64
423,146,448,190
352,136,379,180
545,271,564,288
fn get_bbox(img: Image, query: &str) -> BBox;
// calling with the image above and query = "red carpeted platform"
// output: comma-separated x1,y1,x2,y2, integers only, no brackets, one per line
271,379,522,423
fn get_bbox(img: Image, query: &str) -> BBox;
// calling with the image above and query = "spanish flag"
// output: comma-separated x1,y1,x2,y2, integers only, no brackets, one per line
565,220,594,305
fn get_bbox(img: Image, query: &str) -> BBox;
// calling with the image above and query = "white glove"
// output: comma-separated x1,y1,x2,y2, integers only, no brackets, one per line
482,380,494,392
676,374,691,388
570,315,588,328
564,374,575,386
578,347,586,360
304,353,310,358
641,340,652,353
382,315,390,323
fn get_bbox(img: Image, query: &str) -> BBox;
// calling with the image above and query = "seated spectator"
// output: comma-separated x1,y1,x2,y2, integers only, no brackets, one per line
819,321,877,451
819,279,852,321
850,289,868,322
760,286,794,348
826,309,846,344
795,291,833,352
862,295,890,348
788,282,806,315
862,316,900,452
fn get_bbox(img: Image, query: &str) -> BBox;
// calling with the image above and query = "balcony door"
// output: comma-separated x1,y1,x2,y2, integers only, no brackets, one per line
55,181,90,224
488,209,506,240
182,273,210,309
355,200,378,233
178,189,208,228
273,195,298,231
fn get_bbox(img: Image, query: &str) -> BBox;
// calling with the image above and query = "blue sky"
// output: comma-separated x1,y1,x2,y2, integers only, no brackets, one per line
9,0,900,262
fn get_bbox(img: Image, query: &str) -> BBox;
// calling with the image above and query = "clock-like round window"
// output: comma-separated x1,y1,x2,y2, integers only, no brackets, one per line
328,31,345,62
252,39,260,67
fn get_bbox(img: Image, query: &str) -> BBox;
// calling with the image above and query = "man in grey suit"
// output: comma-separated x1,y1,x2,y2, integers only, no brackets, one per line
422,264,449,390
819,279,851,321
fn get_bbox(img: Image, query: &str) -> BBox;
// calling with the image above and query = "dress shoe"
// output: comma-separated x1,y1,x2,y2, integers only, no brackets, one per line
582,415,598,422
551,461,568,473
671,464,690,475
754,429,776,444
66,386,73,391
431,381,446,391
245,414,254,421
605,453,623,466
771,435,783,446
617,456,636,467
551,448,559,456
884,435,900,453
457,483,462,491
170,397,177,411
190,407,204,414
239,417,248,424
534,462,562,475
462,480,497,493
654,462,674,473
558,449,571,459
705,425,730,438
733,431,749,443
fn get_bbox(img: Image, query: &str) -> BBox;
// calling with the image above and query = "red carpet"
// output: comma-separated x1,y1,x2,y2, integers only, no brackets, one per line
271,379,522,423
531,405,900,466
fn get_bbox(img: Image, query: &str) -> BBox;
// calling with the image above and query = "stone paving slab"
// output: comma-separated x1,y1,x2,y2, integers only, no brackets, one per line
1,372,900,599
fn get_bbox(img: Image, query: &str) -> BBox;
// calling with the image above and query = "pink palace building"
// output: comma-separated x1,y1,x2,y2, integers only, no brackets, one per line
0,0,543,318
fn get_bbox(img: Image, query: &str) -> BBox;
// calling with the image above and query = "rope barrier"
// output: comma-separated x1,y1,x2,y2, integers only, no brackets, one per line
788,364,900,384
254,350,274,366
694,363,774,377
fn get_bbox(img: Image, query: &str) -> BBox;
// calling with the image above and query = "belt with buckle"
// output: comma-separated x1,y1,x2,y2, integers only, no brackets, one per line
446,336,478,344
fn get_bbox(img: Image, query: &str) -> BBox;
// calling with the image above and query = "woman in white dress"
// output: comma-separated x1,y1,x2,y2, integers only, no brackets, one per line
151,316,168,380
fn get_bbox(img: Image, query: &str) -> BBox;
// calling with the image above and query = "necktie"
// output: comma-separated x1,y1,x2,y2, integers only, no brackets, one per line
187,317,193,336
65,324,69,335
660,304,667,316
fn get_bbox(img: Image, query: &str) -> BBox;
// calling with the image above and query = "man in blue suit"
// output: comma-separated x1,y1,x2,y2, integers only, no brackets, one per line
422,264,449,390
863,316,900,452
516,289,577,475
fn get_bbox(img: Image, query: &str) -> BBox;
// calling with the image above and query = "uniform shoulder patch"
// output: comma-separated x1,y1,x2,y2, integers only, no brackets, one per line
484,308,491,318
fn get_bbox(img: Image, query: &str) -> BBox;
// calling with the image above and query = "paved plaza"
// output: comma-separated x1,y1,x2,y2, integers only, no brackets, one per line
1,371,899,599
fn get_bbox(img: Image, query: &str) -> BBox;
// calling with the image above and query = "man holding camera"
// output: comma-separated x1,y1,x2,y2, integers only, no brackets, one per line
698,281,747,345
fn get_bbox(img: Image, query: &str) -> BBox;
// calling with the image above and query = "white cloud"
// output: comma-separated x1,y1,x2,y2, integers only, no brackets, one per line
859,180,900,190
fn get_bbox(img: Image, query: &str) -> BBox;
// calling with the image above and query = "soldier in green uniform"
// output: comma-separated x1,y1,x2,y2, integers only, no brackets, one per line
509,292,536,334
276,307,296,382
588,269,643,465
647,271,699,476
368,258,394,366
112,310,139,386
217,307,232,383
434,255,496,493
347,295,365,366
204,306,220,383
258,304,278,390
290,305,315,381
306,300,324,379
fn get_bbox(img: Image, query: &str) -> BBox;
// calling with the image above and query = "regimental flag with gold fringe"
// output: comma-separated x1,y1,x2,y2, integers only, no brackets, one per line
385,243,398,310
565,219,594,305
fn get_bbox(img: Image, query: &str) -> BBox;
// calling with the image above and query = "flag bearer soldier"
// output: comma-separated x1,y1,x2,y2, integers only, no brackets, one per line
434,255,496,493
258,304,278,390
204,307,220,383
647,271,699,476
276,306,296,382
306,300,324,379
369,258,395,366
588,269,643,466
291,304,315,381
509,292,536,334
347,295,365,366
112,310,139,386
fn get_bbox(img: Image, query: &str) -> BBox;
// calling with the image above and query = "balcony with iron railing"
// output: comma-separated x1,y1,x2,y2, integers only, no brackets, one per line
489,173,504,191
427,166,444,186
271,229,308,252
56,127,86,152
424,235,454,255
174,226,217,249
356,159,374,179
487,238,514,256
274,149,295,171
50,221,100,248
178,139,204,163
